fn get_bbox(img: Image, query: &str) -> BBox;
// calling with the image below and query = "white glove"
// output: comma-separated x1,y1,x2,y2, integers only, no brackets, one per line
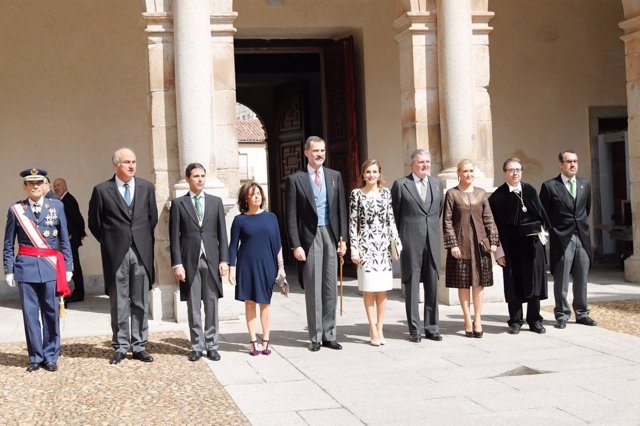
5,274,15,288
538,226,549,246
66,271,73,282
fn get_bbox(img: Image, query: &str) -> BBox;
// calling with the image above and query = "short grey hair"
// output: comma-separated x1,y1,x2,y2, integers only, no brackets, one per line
410,148,430,163
112,148,135,165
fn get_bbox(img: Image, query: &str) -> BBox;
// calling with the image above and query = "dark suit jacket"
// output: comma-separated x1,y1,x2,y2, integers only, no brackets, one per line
540,175,592,272
285,167,348,281
61,192,86,248
169,192,229,301
3,198,73,282
391,174,443,282
88,175,158,294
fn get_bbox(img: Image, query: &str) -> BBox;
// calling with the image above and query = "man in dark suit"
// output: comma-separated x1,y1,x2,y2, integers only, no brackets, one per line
88,148,158,364
285,136,348,352
391,149,444,342
4,168,73,372
53,177,87,303
42,176,61,200
540,150,597,329
489,158,550,335
169,163,229,362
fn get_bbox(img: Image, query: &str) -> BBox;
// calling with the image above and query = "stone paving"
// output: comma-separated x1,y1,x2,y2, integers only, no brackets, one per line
0,331,249,425
1,267,639,425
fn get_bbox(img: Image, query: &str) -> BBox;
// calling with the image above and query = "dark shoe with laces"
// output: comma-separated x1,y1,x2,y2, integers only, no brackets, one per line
554,318,567,329
44,362,58,372
188,351,202,362
110,351,126,365
409,334,422,343
26,363,41,372
132,350,154,362
425,332,443,341
508,323,521,335
207,349,221,361
576,316,597,326
529,322,546,334
309,342,321,352
321,341,343,350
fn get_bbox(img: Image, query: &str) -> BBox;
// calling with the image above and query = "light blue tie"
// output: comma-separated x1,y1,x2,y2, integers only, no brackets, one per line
123,183,131,206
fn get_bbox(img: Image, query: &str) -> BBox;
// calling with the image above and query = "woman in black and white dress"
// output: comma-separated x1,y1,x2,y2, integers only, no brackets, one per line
349,159,402,346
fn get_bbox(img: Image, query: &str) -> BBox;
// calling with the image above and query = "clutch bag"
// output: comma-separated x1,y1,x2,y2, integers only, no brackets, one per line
275,275,289,297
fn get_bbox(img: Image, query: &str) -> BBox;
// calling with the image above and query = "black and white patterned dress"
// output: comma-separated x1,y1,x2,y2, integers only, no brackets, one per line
349,187,402,292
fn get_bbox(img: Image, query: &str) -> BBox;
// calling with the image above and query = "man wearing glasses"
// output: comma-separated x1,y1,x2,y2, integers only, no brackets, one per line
540,150,596,329
489,158,550,335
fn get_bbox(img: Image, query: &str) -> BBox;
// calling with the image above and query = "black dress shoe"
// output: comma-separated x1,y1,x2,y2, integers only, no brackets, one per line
425,333,443,342
576,316,597,326
554,318,567,329
26,363,41,372
206,349,221,361
110,351,126,365
409,334,422,343
132,350,154,362
321,341,343,350
530,322,546,334
44,362,58,372
308,342,321,352
188,351,202,362
66,294,84,303
508,324,521,335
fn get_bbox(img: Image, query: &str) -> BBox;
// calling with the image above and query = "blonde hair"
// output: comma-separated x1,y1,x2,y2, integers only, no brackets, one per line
456,158,474,174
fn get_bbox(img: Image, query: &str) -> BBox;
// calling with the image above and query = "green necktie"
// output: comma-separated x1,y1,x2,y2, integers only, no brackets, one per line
568,179,576,198
194,195,203,220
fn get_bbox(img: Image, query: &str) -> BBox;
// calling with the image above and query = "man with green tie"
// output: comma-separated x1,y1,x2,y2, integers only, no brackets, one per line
169,163,229,362
540,150,597,329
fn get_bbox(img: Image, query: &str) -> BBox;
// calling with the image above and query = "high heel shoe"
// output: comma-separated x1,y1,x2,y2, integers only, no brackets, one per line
369,326,380,346
261,339,271,355
464,321,473,338
472,321,483,338
249,340,260,356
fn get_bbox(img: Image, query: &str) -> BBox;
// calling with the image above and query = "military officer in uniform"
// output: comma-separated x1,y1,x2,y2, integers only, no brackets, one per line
3,168,73,372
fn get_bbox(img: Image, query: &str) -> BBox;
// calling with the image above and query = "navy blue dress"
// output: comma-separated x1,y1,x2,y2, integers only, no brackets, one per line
229,211,282,304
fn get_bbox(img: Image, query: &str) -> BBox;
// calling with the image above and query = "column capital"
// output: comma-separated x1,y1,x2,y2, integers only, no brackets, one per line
620,15,640,39
142,12,174,45
471,12,494,36
210,13,238,36
393,11,437,37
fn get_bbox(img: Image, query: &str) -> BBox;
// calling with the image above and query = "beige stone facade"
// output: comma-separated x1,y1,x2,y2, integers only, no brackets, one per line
0,0,637,319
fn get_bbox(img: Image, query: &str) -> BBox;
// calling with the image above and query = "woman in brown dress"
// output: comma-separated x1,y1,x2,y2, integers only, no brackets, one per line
443,159,499,338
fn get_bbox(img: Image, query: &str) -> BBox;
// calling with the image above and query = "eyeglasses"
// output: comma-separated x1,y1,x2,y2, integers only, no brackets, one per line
505,168,522,174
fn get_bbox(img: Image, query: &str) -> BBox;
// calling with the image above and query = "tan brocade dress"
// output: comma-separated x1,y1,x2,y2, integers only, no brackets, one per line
443,186,499,288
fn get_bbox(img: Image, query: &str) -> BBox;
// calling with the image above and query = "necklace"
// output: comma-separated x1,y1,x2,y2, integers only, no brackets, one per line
513,190,527,212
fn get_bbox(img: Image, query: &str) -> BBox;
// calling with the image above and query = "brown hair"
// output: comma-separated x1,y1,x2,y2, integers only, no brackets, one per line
237,181,266,213
358,159,384,189
502,157,522,171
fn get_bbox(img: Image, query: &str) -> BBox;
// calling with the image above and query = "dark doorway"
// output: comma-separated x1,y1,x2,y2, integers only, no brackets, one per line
235,38,360,265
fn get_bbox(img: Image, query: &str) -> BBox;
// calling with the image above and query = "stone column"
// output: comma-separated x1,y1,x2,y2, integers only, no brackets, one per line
174,0,216,187
143,7,179,321
437,0,476,182
620,7,640,283
393,6,442,172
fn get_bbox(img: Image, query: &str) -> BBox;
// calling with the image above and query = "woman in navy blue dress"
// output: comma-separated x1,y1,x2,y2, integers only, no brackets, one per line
229,181,284,356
